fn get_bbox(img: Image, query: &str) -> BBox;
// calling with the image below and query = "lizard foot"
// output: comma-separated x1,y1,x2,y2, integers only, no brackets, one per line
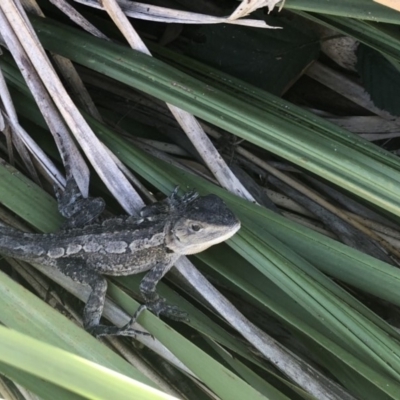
147,299,189,322
88,305,152,337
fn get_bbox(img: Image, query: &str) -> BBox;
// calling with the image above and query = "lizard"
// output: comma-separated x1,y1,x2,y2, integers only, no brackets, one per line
0,176,241,337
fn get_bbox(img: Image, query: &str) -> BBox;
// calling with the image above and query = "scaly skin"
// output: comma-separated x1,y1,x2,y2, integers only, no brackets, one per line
0,180,240,337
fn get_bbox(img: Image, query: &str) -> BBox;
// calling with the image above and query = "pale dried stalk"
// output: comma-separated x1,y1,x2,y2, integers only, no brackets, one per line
265,188,315,217
2,113,63,186
99,0,255,202
2,378,40,400
13,385,41,400
360,132,400,141
237,145,400,259
306,62,400,126
103,145,156,203
30,108,400,251
177,159,216,182
267,187,400,244
282,207,400,251
131,140,212,181
0,106,5,131
326,116,400,141
373,0,400,12
51,0,253,199
20,0,163,200
0,67,64,186
1,115,41,186
282,210,336,237
52,53,104,121
229,0,282,20
4,1,354,396
0,6,88,194
172,258,355,400
327,116,400,133
0,0,143,213
203,124,400,258
0,72,35,177
168,107,255,200
74,0,277,28
375,232,400,249
86,2,355,397
48,0,109,39
345,213,400,239
21,0,103,121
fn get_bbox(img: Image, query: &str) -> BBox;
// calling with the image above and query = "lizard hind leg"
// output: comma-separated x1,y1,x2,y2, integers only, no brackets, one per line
139,262,189,322
85,283,150,338
58,259,148,337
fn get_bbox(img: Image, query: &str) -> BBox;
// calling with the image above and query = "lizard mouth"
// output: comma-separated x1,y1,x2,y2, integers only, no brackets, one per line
189,220,241,253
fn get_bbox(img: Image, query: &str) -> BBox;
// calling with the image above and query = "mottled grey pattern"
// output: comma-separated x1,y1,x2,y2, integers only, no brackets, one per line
104,241,128,254
83,242,103,253
47,247,65,258
0,179,240,338
66,244,82,255
16,245,45,256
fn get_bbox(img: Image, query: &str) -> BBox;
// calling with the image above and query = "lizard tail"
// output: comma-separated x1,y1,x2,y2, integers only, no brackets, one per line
0,224,48,262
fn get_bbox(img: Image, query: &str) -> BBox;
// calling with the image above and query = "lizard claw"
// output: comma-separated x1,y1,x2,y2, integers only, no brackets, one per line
87,305,153,338
117,304,153,337
114,327,152,337
88,324,151,338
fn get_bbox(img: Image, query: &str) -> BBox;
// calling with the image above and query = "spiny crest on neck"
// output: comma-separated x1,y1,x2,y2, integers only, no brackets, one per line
140,187,199,219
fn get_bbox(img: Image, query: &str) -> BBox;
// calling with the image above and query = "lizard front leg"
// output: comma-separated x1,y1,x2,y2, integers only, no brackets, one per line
55,176,105,230
58,259,147,337
139,262,189,321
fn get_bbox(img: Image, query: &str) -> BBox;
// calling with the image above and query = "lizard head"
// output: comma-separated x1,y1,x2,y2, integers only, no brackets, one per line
165,194,241,255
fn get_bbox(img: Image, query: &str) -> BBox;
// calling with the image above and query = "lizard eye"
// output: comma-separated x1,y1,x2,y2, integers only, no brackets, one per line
191,224,202,232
